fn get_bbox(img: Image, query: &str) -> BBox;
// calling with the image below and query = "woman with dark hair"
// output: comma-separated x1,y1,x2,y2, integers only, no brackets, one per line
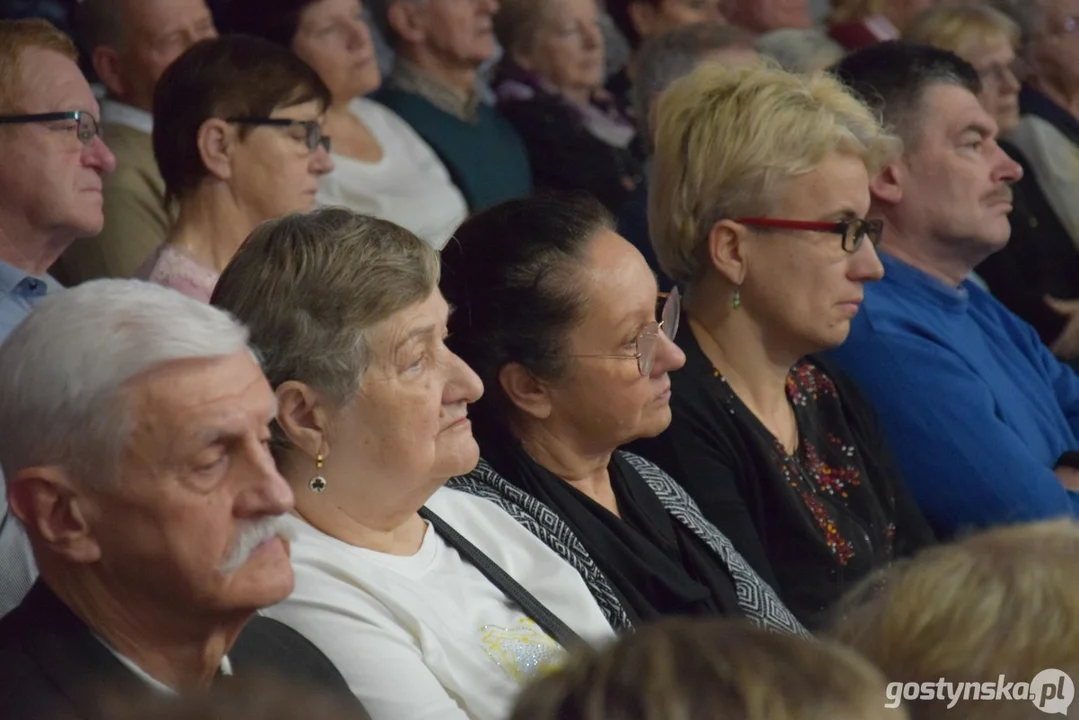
440,193,806,636
219,0,467,247
136,35,333,301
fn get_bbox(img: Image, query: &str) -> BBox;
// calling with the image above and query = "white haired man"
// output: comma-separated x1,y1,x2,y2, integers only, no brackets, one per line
0,280,369,720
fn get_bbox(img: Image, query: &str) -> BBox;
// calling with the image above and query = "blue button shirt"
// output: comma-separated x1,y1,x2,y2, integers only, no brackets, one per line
0,258,57,616
0,259,56,345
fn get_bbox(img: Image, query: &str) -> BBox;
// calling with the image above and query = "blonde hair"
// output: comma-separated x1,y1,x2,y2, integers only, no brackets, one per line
904,4,1020,60
510,619,903,720
0,19,78,114
831,520,1079,720
649,61,900,285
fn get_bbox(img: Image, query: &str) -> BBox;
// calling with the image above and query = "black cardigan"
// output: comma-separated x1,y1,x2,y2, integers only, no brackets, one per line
630,325,936,629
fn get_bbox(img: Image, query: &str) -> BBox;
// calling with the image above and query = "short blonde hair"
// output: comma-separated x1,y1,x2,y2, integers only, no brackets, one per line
904,4,1020,60
210,208,439,453
831,520,1079,720
510,619,902,720
0,19,78,114
649,61,900,285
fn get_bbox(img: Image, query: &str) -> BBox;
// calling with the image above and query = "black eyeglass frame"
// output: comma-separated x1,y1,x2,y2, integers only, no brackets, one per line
0,111,101,145
225,116,332,153
734,217,884,254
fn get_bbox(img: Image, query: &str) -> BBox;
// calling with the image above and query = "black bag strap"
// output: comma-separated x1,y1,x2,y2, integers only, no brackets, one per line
418,506,586,651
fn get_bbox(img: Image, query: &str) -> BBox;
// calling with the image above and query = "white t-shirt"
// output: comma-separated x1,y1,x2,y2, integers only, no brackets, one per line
317,98,469,249
264,487,615,720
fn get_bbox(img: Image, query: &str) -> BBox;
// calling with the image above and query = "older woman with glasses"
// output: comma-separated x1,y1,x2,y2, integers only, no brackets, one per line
440,193,806,636
136,36,333,301
632,63,935,629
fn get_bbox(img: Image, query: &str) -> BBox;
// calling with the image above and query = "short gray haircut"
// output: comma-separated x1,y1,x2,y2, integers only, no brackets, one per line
755,28,845,74
633,22,755,146
0,279,250,485
210,208,440,455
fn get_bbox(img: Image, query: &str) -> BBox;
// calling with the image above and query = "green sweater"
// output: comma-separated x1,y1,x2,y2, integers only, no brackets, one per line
374,89,532,211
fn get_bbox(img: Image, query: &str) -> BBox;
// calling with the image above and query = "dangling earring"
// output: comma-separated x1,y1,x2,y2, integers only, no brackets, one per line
732,287,742,310
309,454,327,494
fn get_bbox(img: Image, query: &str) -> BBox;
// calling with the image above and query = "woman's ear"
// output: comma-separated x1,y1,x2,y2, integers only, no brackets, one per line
196,118,235,183
275,381,331,460
705,219,748,287
498,362,553,421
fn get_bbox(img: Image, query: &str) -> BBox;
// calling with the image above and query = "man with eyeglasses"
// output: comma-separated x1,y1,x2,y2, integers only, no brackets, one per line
56,0,217,285
0,19,116,617
827,41,1079,539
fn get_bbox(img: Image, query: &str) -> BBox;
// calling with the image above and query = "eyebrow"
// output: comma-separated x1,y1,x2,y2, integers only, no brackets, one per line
394,323,438,354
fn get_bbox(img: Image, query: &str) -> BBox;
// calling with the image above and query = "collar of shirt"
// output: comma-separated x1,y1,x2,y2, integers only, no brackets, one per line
0,259,53,300
390,58,481,123
101,99,154,135
94,633,234,695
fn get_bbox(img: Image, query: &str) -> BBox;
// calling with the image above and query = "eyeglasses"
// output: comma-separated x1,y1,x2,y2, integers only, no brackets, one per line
0,111,101,145
569,287,681,377
734,217,884,253
225,117,332,153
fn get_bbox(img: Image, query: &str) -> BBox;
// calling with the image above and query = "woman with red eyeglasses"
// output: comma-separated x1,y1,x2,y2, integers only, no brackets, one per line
632,62,936,629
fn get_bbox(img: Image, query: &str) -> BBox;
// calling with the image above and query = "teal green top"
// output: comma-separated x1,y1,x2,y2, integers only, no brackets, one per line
374,89,532,211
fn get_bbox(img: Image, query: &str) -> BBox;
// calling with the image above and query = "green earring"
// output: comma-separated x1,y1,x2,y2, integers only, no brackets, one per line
732,287,742,310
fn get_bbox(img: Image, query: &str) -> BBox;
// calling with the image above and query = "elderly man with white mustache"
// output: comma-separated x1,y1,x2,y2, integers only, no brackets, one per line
0,279,370,720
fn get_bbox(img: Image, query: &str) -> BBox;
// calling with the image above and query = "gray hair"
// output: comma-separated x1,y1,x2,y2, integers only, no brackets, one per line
633,22,755,147
755,28,845,74
209,208,440,455
0,279,250,485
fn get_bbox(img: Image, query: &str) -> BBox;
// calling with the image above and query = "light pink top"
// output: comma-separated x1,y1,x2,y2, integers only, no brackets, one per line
136,244,219,303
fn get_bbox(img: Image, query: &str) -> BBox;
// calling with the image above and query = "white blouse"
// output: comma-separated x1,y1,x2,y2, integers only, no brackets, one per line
264,487,615,720
317,98,469,249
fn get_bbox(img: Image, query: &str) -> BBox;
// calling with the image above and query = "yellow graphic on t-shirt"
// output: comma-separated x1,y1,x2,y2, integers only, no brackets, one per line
480,616,566,682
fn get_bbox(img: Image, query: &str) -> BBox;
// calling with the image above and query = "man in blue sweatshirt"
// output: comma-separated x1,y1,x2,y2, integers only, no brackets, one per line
827,41,1079,538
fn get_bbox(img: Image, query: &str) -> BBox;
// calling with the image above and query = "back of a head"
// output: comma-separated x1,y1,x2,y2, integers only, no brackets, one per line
210,208,438,449
831,40,982,148
72,0,126,58
0,279,248,486
904,5,1020,62
649,60,898,286
510,619,902,720
831,520,1079,720
633,21,756,141
152,34,330,203
0,18,78,114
